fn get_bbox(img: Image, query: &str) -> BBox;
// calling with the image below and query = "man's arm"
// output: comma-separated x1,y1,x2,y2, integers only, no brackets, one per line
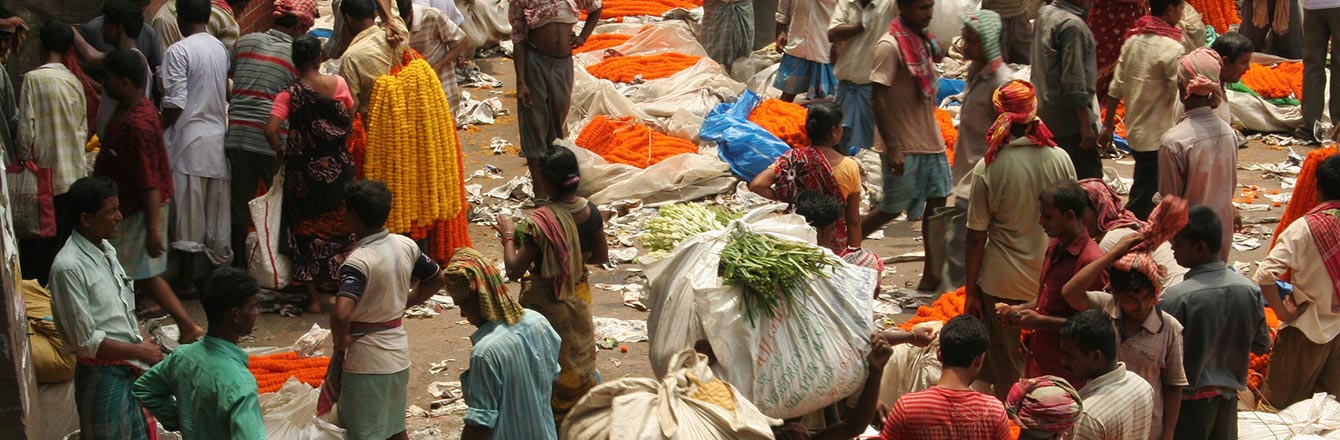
1058,25,1097,150
1255,232,1302,322
574,5,602,48
143,189,165,258
964,228,988,320
407,253,446,307
227,388,266,440
131,357,182,431
1157,143,1187,199
1161,384,1182,440
69,28,108,72
160,47,187,128
1251,291,1273,354
331,265,366,353
1061,233,1141,311
872,85,904,175
462,354,502,440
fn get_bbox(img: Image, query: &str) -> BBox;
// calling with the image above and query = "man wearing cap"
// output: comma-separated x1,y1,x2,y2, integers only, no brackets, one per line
446,248,562,440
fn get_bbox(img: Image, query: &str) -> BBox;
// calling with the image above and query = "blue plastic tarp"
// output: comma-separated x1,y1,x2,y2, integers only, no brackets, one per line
699,90,792,181
936,78,966,104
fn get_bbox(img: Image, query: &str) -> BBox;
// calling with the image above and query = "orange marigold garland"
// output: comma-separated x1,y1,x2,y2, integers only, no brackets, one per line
576,33,633,53
1241,62,1304,100
1248,307,1282,391
1186,0,1240,32
898,287,967,331
1272,145,1340,248
585,52,703,83
748,98,809,150
583,0,704,20
576,115,697,168
249,352,331,394
935,108,957,163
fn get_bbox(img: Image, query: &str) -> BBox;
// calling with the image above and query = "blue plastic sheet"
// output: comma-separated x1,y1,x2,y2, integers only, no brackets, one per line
699,90,792,181
936,78,966,104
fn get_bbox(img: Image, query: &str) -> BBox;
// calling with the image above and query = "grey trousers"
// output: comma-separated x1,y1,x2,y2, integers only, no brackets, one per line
1302,6,1340,130
1241,0,1305,59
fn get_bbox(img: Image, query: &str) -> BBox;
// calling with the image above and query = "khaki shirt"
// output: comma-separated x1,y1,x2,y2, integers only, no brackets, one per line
870,34,945,155
828,0,897,84
341,26,395,117
1108,33,1183,153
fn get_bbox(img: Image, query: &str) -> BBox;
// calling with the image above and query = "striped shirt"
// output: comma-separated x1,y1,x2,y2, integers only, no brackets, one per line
17,64,89,195
1074,363,1154,440
881,387,1012,440
226,30,297,156
1087,291,1188,440
409,5,467,107
340,26,395,117
151,1,241,50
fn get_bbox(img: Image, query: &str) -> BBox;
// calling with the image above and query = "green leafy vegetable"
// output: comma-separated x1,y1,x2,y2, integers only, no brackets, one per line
718,229,838,325
641,203,741,252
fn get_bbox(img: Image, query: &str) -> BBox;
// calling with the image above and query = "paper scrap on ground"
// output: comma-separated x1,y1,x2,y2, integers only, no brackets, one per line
593,317,648,349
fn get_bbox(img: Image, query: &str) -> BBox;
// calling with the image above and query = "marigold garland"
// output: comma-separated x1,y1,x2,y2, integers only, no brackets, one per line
582,0,704,20
1241,62,1304,100
1247,307,1281,391
748,99,809,150
575,33,633,53
363,50,468,254
1186,0,1240,33
1272,145,1340,248
935,108,957,164
898,287,967,331
575,115,698,168
249,352,331,394
585,52,702,83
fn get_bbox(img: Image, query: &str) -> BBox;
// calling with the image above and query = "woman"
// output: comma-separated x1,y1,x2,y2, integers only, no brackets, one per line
1078,178,1188,286
493,145,608,423
265,34,357,313
1088,0,1147,98
748,100,863,254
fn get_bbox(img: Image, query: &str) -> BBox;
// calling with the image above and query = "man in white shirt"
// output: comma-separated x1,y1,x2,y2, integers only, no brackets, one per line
400,0,469,111
1254,155,1340,409
1061,310,1155,440
774,0,837,102
828,0,896,154
161,0,233,296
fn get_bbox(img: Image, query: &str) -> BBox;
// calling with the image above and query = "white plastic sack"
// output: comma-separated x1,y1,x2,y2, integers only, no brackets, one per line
645,213,876,419
455,0,511,50
745,64,781,99
928,0,979,49
1229,88,1304,133
247,172,291,290
877,322,944,406
561,348,781,440
631,57,745,106
261,378,346,440
571,144,735,206
1239,393,1340,439
731,46,782,85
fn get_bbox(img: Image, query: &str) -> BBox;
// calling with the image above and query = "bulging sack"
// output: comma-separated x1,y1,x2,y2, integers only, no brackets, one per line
247,172,291,290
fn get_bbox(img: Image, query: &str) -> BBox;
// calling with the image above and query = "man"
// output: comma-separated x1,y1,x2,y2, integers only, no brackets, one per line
981,0,1029,63
96,48,205,346
701,0,754,71
1002,180,1105,390
1005,376,1085,439
331,180,447,440
1209,32,1253,131
940,10,1012,291
509,0,602,197
1031,0,1101,180
863,0,951,291
71,0,157,140
1060,228,1191,440
1060,310,1155,440
1302,0,1340,142
964,79,1077,400
773,0,837,103
50,176,166,440
1163,206,1271,439
399,0,469,111
162,0,234,295
0,6,22,159
132,267,265,440
412,0,465,24
151,0,241,49
79,0,164,88
881,315,1011,439
1253,155,1340,409
445,248,562,440
1099,0,1185,220
16,20,88,284
225,0,315,268
1242,0,1303,60
1158,48,1236,262
340,0,398,118
827,0,896,154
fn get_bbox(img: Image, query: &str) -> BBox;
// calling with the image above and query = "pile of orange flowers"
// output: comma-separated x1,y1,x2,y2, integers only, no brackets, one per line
748,99,809,150
898,287,967,331
586,53,702,83
1242,62,1304,100
1248,307,1282,391
250,352,330,394
935,108,957,164
583,0,704,20
576,115,698,168
576,33,633,53
1187,0,1240,32
1273,146,1340,248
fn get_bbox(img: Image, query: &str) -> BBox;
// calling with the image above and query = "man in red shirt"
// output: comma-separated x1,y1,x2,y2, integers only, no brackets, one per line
881,315,1011,439
1000,180,1105,389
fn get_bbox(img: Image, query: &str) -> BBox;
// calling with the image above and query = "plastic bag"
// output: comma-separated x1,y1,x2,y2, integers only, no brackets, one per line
561,348,781,440
456,0,511,50
928,0,979,49
877,323,943,406
1228,88,1304,133
645,212,876,419
1238,393,1340,439
261,378,346,440
6,160,55,239
699,91,792,181
571,144,736,207
247,172,291,290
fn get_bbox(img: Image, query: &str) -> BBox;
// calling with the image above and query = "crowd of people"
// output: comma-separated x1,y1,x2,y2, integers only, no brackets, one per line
7,0,1340,438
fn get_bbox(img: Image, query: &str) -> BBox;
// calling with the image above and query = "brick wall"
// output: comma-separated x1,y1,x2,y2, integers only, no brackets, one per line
145,0,278,35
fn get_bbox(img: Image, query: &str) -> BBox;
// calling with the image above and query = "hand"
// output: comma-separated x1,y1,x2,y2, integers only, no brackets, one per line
138,341,165,365
775,33,788,54
1277,296,1307,322
333,333,353,354
1080,124,1098,151
773,424,811,440
964,290,985,321
908,323,937,347
884,150,906,176
867,336,894,373
1098,125,1115,150
516,83,533,108
995,303,1022,326
1114,231,1144,253
1014,309,1053,330
492,215,515,236
145,228,165,259
873,401,892,431
571,33,587,49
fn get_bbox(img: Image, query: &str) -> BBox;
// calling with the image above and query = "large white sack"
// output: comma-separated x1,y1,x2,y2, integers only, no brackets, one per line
570,145,735,206
261,378,346,440
1239,393,1340,439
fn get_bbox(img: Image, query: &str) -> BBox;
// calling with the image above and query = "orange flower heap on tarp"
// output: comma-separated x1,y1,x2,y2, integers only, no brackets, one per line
1242,62,1304,100
576,33,633,53
586,52,702,83
898,287,967,331
584,0,704,20
1187,0,1240,32
748,98,809,150
1273,145,1340,248
576,115,698,168
936,108,957,163
249,352,331,393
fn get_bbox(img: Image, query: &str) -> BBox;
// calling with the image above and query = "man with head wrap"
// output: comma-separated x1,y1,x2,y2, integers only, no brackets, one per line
446,248,563,440
1157,48,1237,262
225,0,316,270
1007,376,1084,439
963,79,1077,400
1059,196,1191,440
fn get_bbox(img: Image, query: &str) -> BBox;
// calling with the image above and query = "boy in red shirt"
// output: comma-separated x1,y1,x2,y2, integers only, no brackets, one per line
881,315,1011,439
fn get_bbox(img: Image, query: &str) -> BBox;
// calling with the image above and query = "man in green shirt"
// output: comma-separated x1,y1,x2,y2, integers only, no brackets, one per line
132,267,264,440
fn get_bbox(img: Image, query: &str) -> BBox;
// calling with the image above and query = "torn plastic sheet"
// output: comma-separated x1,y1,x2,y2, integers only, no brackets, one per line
593,317,648,349
455,91,508,127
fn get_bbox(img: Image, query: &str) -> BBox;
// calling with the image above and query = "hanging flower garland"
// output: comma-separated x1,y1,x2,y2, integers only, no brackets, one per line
935,108,957,163
1186,0,1240,33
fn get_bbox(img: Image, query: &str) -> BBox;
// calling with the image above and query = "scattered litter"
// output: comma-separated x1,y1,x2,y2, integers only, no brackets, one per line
609,358,622,368
884,251,925,264
404,305,440,318
880,288,936,309
595,283,648,311
277,304,303,318
468,164,504,181
147,321,180,352
409,427,444,440
428,295,457,310
1248,133,1312,146
485,176,534,200
456,91,508,127
415,381,467,417
428,359,456,375
866,229,885,240
1103,167,1132,195
488,137,513,155
1234,202,1271,212
603,248,639,270
593,317,648,349
872,299,904,318
1239,224,1274,238
1242,215,1281,225
456,62,503,88
1231,261,1256,274
1233,234,1263,252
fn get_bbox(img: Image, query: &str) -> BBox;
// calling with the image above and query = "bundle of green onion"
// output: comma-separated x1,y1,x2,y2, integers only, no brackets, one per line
718,229,838,325
640,203,742,252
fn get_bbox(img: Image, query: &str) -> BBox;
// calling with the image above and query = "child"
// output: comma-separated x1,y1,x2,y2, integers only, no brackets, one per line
749,101,863,254
794,190,883,296
773,0,838,102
